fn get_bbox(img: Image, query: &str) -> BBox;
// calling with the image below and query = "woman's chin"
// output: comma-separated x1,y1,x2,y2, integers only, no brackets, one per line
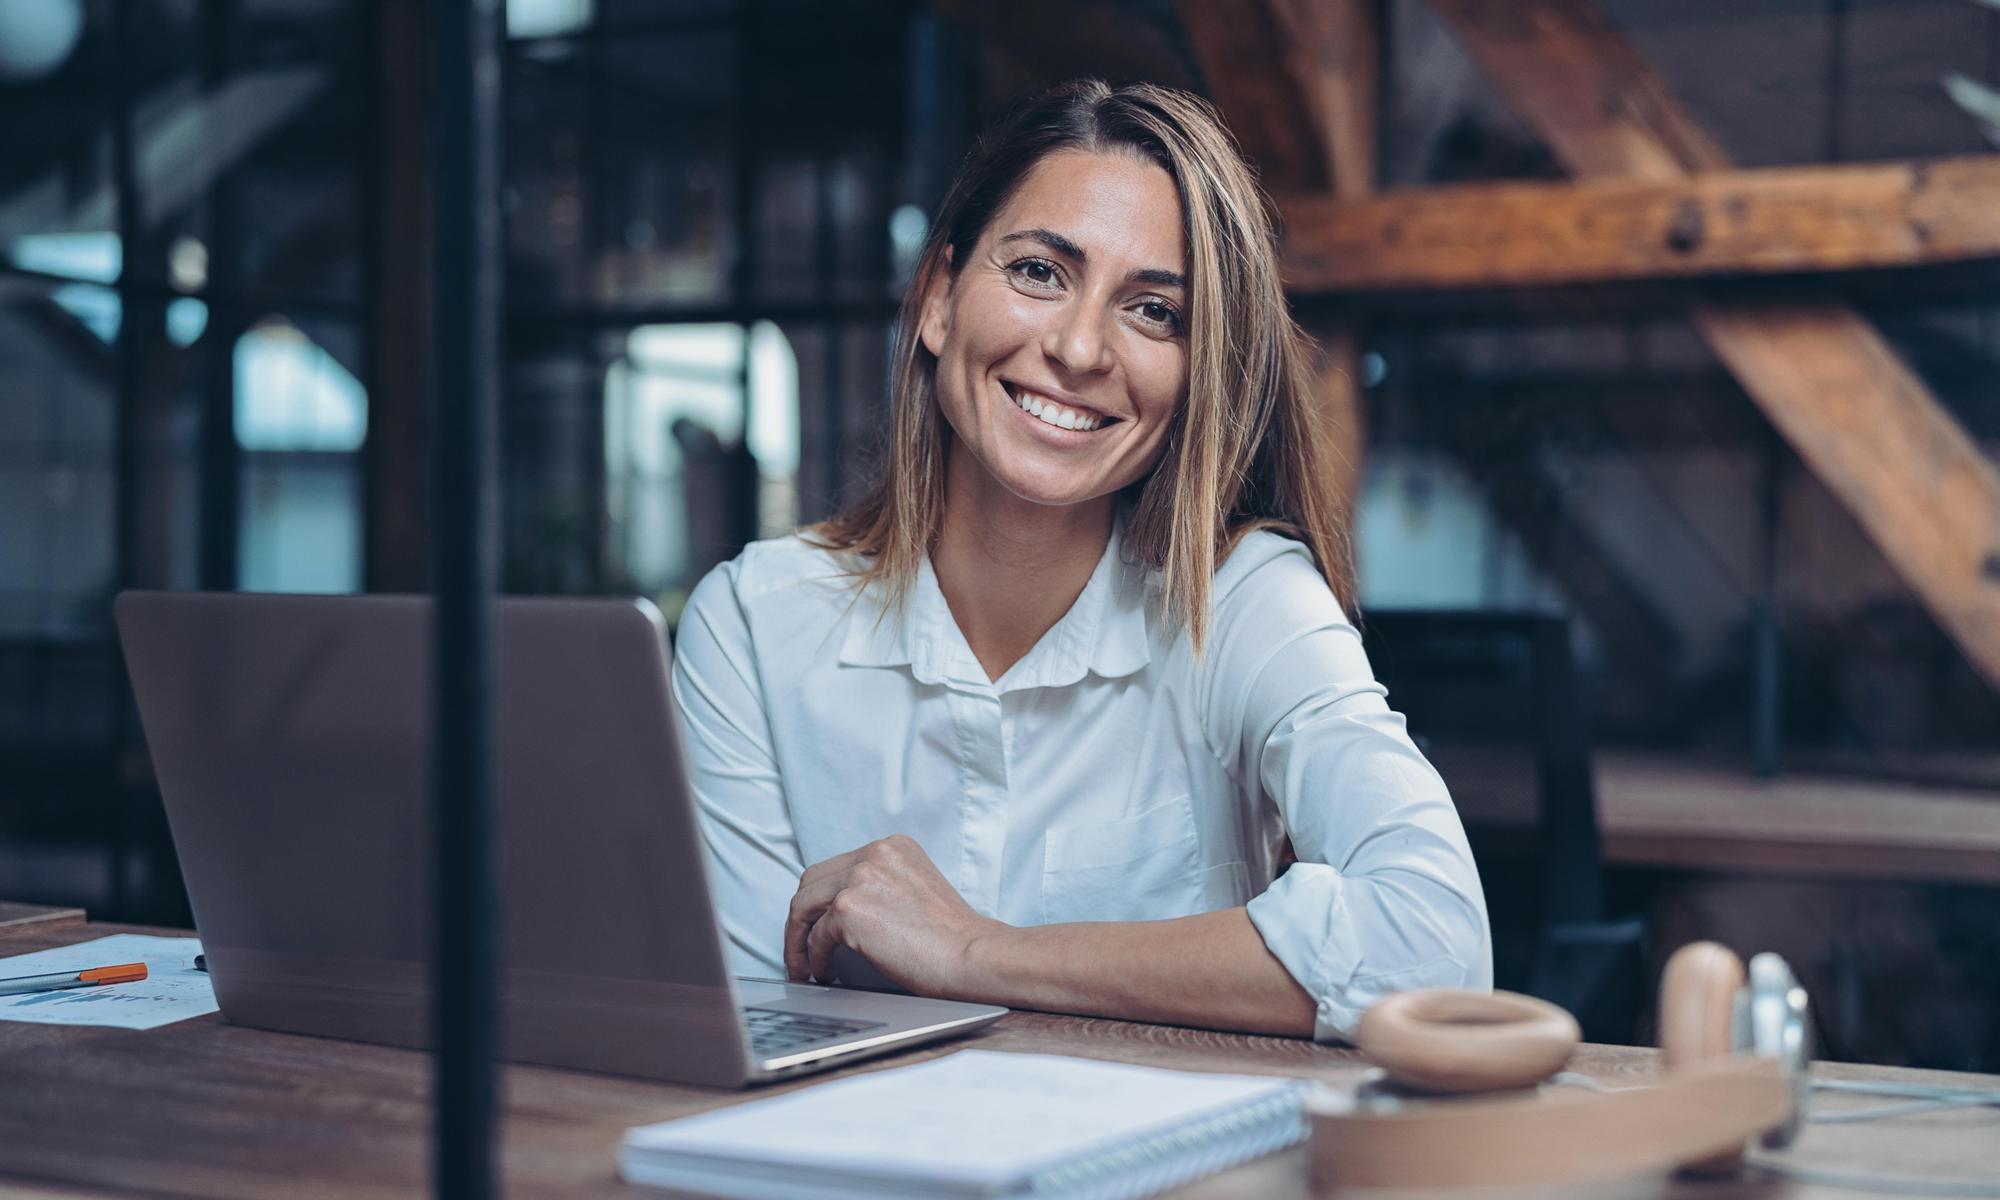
989,466,1118,511
946,430,1132,513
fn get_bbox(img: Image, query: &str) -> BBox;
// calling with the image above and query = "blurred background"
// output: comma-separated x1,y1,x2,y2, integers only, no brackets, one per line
1,0,1995,1070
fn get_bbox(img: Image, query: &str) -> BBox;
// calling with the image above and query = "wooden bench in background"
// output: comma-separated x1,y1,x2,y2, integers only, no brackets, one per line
1438,746,2000,886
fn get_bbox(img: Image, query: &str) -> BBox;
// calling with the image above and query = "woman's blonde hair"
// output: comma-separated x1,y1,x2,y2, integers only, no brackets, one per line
808,79,1355,653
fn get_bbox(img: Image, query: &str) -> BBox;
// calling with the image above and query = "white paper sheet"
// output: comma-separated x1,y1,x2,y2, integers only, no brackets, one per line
0,934,217,1030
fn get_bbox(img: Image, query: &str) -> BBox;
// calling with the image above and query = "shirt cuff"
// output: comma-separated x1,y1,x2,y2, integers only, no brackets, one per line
1245,863,1479,1043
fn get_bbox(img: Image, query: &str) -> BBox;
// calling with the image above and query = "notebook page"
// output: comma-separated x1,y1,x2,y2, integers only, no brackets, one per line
622,1049,1303,1192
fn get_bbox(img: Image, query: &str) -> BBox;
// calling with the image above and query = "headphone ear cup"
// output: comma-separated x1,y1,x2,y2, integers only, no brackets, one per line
1659,940,1744,1069
1659,941,1749,1173
1355,989,1580,1093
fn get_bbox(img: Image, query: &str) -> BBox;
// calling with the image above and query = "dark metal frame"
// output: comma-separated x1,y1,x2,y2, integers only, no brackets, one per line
107,0,146,920
1359,610,1608,929
198,0,243,595
1360,609,1643,1039
429,0,502,1195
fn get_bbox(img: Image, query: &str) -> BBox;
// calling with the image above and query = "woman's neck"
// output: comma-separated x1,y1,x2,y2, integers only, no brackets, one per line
931,440,1114,683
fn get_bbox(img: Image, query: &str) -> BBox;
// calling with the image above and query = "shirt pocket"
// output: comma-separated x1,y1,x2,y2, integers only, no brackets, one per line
1042,796,1230,925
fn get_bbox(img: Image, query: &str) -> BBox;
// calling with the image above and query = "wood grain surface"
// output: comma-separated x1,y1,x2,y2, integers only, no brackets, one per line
1427,0,2000,694
0,905,85,931
1281,156,2000,293
1433,748,2000,885
1181,0,1378,548
0,920,1992,1192
0,922,1993,1199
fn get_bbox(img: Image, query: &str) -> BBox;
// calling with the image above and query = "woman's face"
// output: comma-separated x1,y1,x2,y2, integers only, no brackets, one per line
921,149,1189,511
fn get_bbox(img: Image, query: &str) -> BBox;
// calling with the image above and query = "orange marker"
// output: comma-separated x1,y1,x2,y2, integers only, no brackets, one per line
0,962,148,997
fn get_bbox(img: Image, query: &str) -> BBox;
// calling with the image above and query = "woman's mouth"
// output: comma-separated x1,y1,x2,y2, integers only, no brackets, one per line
1002,382,1119,433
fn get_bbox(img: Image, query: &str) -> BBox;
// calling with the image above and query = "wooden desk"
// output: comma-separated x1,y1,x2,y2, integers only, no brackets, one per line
1,922,1994,1199
0,903,84,931
1435,747,2000,885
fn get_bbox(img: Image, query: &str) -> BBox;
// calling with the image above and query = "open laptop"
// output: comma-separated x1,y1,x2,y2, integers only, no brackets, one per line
113,591,1005,1087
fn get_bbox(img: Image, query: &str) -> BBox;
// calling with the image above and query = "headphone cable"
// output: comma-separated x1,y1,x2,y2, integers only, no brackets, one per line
1552,1072,2000,1196
1746,1160,2000,1199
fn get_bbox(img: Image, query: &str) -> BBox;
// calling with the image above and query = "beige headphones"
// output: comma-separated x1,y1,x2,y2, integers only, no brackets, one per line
1307,941,1817,1191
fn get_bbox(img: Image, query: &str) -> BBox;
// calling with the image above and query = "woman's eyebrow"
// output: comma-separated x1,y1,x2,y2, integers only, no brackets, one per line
997,228,1185,290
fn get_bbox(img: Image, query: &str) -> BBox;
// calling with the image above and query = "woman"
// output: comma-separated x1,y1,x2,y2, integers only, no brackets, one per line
671,80,1490,1042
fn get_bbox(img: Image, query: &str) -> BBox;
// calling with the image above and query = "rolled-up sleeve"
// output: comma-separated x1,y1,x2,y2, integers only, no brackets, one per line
671,561,801,978
1205,539,1492,1042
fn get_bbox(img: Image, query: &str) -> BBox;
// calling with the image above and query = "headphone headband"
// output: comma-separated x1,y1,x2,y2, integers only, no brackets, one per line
1308,1056,1792,1191
1314,942,1810,1191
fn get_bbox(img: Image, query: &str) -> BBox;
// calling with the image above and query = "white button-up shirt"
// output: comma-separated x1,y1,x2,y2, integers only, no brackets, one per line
670,518,1492,1041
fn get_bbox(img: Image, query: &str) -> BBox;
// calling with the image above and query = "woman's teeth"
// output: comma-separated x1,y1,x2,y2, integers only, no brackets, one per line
1008,386,1105,432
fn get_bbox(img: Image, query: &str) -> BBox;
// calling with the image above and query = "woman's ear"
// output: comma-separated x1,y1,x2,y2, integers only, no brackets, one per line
917,246,955,358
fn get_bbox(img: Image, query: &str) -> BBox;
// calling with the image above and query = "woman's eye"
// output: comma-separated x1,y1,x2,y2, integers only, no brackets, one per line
1010,259,1060,287
1137,300,1182,332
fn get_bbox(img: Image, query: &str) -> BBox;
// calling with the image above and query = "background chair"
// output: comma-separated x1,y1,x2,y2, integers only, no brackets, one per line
1361,610,1646,1042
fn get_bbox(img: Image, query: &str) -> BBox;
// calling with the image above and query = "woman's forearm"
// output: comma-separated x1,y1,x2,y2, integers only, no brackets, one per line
952,907,1317,1038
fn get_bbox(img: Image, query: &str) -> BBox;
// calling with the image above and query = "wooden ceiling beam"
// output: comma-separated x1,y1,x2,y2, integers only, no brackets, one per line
1424,0,1728,180
1282,156,2000,294
1178,0,1327,189
1181,0,1337,192
1427,0,2000,691
1182,0,1383,534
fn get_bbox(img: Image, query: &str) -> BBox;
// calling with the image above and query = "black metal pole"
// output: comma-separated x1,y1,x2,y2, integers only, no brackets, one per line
814,138,844,516
730,0,764,515
108,0,144,920
430,0,501,1197
198,0,242,593
1532,619,1603,927
1753,428,1784,779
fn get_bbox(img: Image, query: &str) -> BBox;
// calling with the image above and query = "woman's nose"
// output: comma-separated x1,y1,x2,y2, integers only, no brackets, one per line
1043,299,1115,376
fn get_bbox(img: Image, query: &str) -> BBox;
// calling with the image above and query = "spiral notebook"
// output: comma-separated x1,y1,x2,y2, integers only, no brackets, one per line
618,1049,1309,1200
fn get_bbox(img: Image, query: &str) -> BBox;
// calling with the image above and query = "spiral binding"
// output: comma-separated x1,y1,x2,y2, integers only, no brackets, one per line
1021,1083,1310,1200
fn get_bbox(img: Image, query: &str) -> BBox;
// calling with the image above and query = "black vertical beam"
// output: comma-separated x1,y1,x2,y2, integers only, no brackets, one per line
580,21,607,586
578,325,609,591
730,0,758,308
366,1,436,593
815,139,844,515
108,0,145,919
1823,0,1849,164
1532,619,1604,927
905,10,946,215
1753,429,1784,779
198,0,242,593
730,0,764,519
430,0,502,1197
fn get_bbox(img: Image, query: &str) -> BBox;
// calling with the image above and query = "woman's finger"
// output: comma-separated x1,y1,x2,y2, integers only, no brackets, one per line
784,863,858,980
783,906,813,982
806,904,845,984
783,882,832,980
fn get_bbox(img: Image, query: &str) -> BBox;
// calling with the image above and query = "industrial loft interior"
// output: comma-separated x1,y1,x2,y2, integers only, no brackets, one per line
2,0,1997,1083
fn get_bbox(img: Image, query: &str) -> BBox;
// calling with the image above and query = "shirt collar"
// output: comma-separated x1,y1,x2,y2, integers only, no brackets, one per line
837,515,1154,691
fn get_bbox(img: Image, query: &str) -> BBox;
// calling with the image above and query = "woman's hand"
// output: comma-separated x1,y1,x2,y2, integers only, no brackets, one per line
785,834,1005,996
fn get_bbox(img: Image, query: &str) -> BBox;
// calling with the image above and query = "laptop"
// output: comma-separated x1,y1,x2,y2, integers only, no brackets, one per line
113,591,1005,1087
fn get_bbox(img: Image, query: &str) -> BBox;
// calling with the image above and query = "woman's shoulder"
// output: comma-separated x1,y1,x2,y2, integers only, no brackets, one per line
712,530,862,601
1215,525,1319,592
678,532,864,665
1209,525,1348,631
682,532,859,625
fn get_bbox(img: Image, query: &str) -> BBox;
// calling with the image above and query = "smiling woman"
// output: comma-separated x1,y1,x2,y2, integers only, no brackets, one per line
670,80,1491,1043
921,152,1187,529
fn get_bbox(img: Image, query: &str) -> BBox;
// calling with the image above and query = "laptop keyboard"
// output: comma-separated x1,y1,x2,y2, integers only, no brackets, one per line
741,1006,886,1057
